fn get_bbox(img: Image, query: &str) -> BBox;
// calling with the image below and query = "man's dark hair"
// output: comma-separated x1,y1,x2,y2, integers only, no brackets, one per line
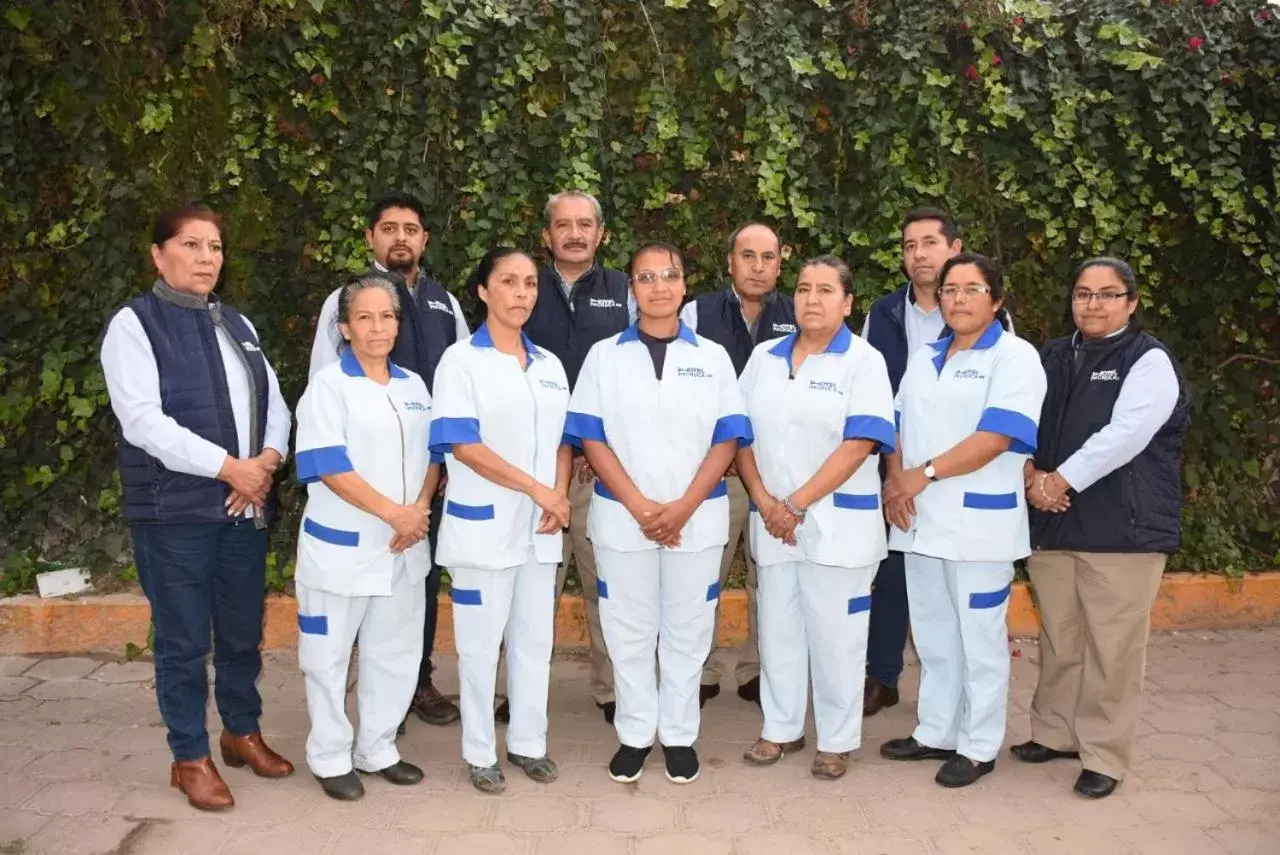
726,222,780,256
939,251,1012,330
900,207,959,243
368,192,428,230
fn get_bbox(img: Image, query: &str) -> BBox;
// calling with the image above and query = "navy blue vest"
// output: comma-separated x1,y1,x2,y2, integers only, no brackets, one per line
864,283,915,394
692,289,797,376
115,293,271,525
1031,329,1190,554
373,270,459,394
524,265,631,389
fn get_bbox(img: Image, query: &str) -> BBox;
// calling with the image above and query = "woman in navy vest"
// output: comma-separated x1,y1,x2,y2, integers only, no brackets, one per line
1014,257,1189,799
101,207,295,811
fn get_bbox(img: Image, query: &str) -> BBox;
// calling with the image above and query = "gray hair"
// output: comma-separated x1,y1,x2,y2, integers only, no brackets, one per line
333,275,401,351
543,190,604,229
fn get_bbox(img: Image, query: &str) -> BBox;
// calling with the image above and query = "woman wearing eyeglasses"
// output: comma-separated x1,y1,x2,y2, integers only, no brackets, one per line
878,252,1047,788
565,242,750,786
1013,257,1188,800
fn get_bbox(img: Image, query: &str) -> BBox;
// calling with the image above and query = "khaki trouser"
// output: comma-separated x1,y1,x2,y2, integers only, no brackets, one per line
701,475,760,687
1026,550,1166,780
555,476,614,705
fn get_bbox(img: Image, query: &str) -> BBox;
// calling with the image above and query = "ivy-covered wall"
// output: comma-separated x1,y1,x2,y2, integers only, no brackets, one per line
1,0,1277,591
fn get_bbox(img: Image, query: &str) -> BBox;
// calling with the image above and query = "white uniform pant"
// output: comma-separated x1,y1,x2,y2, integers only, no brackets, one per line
596,547,720,749
451,551,556,768
296,563,425,778
905,554,1015,763
758,561,875,753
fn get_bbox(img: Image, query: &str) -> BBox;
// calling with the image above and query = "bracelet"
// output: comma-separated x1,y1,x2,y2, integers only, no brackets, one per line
1037,473,1064,503
782,495,806,521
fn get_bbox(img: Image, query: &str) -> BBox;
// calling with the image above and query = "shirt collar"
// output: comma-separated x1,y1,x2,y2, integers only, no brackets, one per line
554,263,597,289
728,284,777,307
339,345,409,379
470,322,542,358
905,284,940,316
1072,323,1131,349
766,324,852,359
928,319,1003,373
618,321,698,346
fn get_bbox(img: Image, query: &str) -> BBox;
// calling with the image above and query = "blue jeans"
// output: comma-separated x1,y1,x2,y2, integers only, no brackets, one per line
866,549,909,688
416,493,445,687
131,521,268,761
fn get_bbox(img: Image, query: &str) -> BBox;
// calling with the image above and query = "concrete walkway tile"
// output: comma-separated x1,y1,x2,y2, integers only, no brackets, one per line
433,832,533,855
23,749,117,781
395,793,496,833
0,774,47,808
929,827,1028,854
1110,825,1233,855
0,676,37,699
1018,825,1122,854
1207,823,1280,855
679,796,772,834
1215,731,1280,758
24,814,138,855
1209,755,1280,791
731,832,834,855
492,796,581,833
0,808,51,842
23,780,131,815
0,657,39,677
633,833,732,855
1206,786,1280,822
531,831,636,855
1126,758,1234,793
328,828,437,855
1126,790,1233,827
587,798,678,834
90,661,155,684
102,750,174,786
128,819,234,855
220,824,335,855
764,795,869,833
829,835,935,855
23,657,102,681
0,746,43,775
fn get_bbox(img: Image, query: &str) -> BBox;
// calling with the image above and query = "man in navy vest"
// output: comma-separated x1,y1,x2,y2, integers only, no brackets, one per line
679,222,797,708
309,191,469,730
859,207,962,716
522,190,634,725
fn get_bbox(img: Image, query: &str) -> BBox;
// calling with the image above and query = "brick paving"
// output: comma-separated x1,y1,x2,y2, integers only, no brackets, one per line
0,627,1277,854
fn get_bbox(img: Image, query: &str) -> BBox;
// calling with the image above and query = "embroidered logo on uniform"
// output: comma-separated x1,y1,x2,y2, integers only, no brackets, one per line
677,366,709,379
1091,369,1120,382
772,323,797,333
954,368,986,380
427,299,454,314
402,401,428,412
808,379,841,394
589,298,622,309
538,378,567,392
241,341,261,352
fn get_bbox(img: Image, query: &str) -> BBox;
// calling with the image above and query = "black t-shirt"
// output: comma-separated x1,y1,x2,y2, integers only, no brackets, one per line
637,328,677,380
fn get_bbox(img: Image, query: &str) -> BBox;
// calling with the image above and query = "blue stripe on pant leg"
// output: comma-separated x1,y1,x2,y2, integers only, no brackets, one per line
969,584,1012,609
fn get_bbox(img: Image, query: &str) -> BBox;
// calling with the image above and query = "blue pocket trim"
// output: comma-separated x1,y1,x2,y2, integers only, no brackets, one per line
833,492,880,510
297,614,328,635
847,595,872,615
295,445,354,484
597,579,609,600
303,517,360,547
706,582,721,601
969,584,1012,610
962,491,1018,511
446,501,496,521
451,588,483,606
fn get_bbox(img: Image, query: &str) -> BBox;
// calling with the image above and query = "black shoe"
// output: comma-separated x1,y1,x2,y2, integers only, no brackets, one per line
409,682,461,726
361,760,424,786
315,771,365,801
598,701,616,725
663,745,700,784
936,755,995,788
879,736,957,762
863,675,900,717
608,744,651,783
736,676,761,706
495,698,510,724
699,683,721,708
1010,740,1081,764
1074,769,1120,799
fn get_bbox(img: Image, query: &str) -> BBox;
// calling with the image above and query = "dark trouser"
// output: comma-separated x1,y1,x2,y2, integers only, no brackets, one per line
130,520,268,761
416,493,445,688
866,549,908,688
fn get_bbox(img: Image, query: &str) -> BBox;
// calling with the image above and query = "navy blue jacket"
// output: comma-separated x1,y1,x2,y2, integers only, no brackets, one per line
691,289,796,376
524,264,631,389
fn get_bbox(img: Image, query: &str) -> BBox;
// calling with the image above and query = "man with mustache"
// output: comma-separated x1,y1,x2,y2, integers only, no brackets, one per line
521,190,635,724
309,191,469,730
679,222,796,708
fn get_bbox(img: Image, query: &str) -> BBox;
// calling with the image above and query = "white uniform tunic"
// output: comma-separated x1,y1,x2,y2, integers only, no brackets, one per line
739,325,896,753
428,324,571,769
565,322,749,752
293,348,438,778
890,321,1047,763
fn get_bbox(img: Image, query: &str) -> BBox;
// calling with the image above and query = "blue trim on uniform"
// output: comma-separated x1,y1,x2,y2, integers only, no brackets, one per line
295,445,354,483
389,362,410,379
298,614,329,635
429,451,444,465
560,432,580,449
962,491,1019,510
928,320,1003,376
594,479,728,503
711,414,752,447
597,579,609,600
429,417,482,453
749,500,758,512
833,492,880,510
895,410,902,433
976,406,1039,454
617,321,699,346
564,412,608,444
446,501,496,521
706,480,729,500
471,322,542,359
843,415,897,453
338,345,408,379
451,588,483,605
848,595,872,615
765,324,852,361
706,582,721,601
969,584,1012,609
303,517,360,547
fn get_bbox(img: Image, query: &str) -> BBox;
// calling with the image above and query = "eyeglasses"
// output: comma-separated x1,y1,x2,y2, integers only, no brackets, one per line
632,268,683,285
1071,290,1131,305
938,284,991,299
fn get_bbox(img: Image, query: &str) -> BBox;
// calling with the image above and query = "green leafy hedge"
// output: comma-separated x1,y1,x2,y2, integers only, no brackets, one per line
2,0,1277,592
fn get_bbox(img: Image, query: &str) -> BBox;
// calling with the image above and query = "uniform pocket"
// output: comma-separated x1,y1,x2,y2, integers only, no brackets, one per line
303,517,360,547
445,501,495,521
962,492,1018,511
833,492,880,510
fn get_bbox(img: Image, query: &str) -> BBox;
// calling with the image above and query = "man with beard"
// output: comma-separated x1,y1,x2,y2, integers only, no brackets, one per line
679,222,796,709
309,191,469,730
520,190,634,725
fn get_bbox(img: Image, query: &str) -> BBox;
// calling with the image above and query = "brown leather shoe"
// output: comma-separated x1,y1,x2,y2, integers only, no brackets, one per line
811,751,849,780
863,676,899,717
743,737,806,766
171,756,234,811
409,682,461,726
219,730,295,778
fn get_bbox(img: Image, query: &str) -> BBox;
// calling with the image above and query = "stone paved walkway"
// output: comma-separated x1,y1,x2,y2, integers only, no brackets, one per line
1,628,1277,854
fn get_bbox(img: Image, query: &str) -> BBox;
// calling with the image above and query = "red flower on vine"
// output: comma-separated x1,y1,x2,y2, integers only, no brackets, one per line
960,22,969,32
992,54,1003,66
1013,16,1025,26
964,65,979,80
1202,0,1220,6
1188,36,1205,52
1261,9,1274,22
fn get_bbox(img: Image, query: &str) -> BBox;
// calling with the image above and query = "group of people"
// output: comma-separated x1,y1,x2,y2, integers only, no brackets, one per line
99,191,1189,812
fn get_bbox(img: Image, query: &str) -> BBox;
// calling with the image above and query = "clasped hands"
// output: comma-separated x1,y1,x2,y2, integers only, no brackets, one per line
388,500,431,553
221,450,282,517
882,466,930,532
1025,465,1071,513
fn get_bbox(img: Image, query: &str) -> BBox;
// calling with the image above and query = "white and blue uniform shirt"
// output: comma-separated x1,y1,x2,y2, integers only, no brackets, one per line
429,325,572,571
740,325,897,569
294,348,439,597
890,321,1047,562
565,322,750,554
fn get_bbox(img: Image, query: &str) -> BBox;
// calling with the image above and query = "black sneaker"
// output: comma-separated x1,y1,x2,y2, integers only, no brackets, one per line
598,701,616,725
608,744,651,783
662,745,700,784
935,754,994,788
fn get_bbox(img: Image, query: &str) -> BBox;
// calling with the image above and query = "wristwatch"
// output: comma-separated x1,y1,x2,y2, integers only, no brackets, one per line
923,459,938,482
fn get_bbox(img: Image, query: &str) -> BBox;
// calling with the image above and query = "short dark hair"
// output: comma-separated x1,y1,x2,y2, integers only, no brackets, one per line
152,205,221,247
464,247,535,320
799,255,853,296
726,222,780,256
628,241,684,277
900,207,959,244
368,192,428,231
939,252,1012,330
